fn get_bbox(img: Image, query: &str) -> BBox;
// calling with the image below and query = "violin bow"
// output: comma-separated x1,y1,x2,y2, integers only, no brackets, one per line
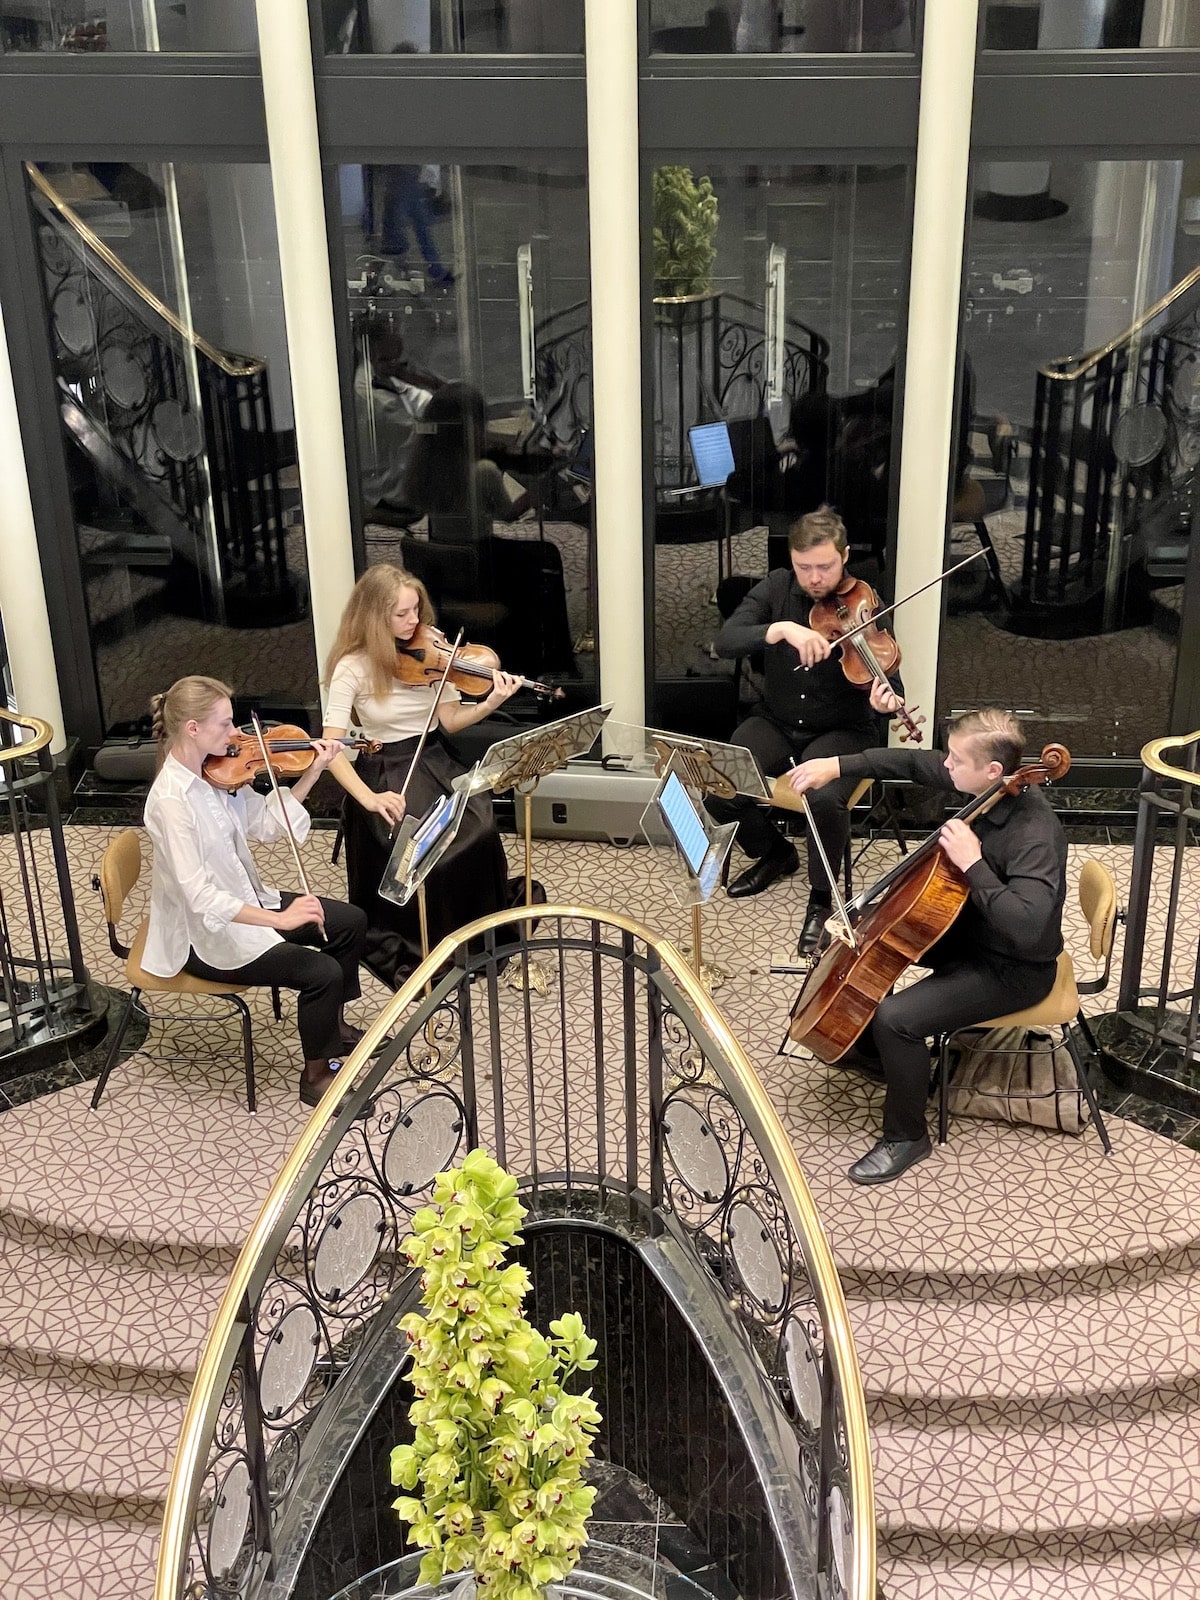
398,628,464,807
793,548,986,670
249,710,325,944
787,762,858,952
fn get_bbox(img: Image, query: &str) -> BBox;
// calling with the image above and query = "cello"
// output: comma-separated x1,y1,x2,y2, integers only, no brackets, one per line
785,743,1070,1062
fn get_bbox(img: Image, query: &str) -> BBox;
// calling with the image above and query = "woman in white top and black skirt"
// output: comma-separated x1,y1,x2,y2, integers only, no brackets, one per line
322,564,522,988
142,676,368,1107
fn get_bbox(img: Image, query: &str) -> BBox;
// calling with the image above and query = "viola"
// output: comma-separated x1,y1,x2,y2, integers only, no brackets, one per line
203,724,379,792
786,744,1071,1063
807,575,925,743
394,625,564,701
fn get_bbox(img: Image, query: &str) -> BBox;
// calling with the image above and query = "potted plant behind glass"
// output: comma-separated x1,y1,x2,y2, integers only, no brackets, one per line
390,1150,602,1600
652,166,722,496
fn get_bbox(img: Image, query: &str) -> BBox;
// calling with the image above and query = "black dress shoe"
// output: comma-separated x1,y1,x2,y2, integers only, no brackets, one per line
848,1135,933,1185
727,844,799,899
796,900,832,957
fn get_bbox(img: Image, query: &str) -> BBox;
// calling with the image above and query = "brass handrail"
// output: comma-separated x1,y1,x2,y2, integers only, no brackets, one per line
1140,729,1200,784
0,708,55,764
26,163,264,379
154,903,876,1600
1040,263,1200,383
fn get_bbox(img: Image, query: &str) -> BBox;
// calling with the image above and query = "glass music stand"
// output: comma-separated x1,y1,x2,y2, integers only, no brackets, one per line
640,753,737,993
600,721,768,805
455,704,614,993
379,778,474,989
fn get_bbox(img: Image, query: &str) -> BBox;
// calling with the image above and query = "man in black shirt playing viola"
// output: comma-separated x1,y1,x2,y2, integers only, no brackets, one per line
786,707,1067,1185
706,506,904,956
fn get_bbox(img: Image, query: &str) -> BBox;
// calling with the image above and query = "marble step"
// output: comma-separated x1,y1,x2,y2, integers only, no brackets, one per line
872,1401,1200,1563
0,1228,224,1394
0,1369,185,1520
0,1503,160,1600
853,1267,1200,1426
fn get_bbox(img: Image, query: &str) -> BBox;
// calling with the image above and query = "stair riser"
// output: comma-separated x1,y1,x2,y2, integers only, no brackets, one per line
843,1241,1200,1304
0,1209,242,1277
0,1478,164,1524
880,1520,1200,1566
0,1342,195,1397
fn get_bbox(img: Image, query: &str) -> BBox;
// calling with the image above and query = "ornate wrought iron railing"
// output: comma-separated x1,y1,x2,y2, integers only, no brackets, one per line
154,907,875,1600
1021,264,1200,619
0,709,107,1072
1101,729,1200,1112
26,163,305,629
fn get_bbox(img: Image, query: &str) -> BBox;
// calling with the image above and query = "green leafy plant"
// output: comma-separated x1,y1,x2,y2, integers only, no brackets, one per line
390,1150,601,1600
652,165,720,297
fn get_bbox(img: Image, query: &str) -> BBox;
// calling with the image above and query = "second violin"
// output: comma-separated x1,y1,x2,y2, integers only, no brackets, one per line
808,575,925,743
393,624,565,702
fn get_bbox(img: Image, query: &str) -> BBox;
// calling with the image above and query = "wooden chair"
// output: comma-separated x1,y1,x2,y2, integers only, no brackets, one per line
936,860,1121,1152
91,829,270,1113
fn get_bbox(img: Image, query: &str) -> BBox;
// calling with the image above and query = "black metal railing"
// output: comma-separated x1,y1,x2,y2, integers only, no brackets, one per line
155,908,875,1600
1021,266,1200,617
26,163,306,629
0,709,107,1074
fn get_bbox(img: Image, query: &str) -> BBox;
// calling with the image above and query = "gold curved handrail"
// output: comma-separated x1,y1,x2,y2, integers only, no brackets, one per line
0,708,55,764
26,163,264,379
1141,729,1200,784
1040,263,1200,383
155,903,876,1600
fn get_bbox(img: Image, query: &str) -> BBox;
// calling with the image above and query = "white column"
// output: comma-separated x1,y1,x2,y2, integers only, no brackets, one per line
0,298,67,751
584,0,645,726
890,0,980,734
254,0,356,698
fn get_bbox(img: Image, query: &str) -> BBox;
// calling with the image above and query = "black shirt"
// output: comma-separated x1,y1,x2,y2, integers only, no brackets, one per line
838,746,1067,966
715,568,902,737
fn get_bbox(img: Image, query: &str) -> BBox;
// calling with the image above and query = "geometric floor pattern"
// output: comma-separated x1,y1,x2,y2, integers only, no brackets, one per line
2,823,1200,1600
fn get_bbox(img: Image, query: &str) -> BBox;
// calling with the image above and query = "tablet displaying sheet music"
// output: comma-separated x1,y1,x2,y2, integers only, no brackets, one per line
409,790,457,873
687,421,735,488
657,771,712,879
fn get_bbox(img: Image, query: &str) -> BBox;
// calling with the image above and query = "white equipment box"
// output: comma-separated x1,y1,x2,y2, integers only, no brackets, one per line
527,762,660,846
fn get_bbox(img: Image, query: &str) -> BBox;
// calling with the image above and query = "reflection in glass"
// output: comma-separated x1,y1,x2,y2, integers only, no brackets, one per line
322,1,583,53
1,1,257,52
339,162,594,696
649,0,913,53
647,162,912,732
940,159,1200,758
27,161,314,738
982,0,1200,49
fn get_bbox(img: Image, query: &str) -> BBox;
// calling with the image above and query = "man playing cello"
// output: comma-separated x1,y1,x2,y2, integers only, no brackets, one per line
706,506,903,956
786,707,1067,1185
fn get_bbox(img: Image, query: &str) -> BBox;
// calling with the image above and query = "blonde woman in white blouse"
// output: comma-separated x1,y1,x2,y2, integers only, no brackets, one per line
322,565,523,987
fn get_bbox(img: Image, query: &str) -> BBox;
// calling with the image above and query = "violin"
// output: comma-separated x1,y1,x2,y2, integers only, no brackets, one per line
786,744,1071,1063
394,625,564,701
808,575,926,744
203,724,379,792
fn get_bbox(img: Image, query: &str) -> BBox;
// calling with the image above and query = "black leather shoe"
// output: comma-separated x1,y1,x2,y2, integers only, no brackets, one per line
848,1135,932,1185
727,845,799,899
796,900,832,957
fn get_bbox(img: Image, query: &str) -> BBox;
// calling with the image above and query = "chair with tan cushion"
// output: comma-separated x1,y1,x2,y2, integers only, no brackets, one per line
91,829,262,1112
936,860,1121,1152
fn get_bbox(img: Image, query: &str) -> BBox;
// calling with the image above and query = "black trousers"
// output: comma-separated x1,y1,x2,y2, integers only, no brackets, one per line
860,932,1058,1142
704,717,875,895
183,894,367,1062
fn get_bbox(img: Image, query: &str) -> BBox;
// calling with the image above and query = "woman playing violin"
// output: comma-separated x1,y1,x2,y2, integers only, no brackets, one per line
706,506,909,957
322,564,523,988
142,676,368,1108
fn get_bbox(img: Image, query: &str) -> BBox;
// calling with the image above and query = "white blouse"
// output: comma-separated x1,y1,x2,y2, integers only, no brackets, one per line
142,754,311,976
325,651,460,744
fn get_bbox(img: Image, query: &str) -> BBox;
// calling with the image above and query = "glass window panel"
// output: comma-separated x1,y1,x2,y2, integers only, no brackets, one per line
939,158,1200,758
647,161,913,730
339,161,595,699
982,1,1200,49
1,2,257,52
322,1,583,53
27,160,314,739
648,1,915,53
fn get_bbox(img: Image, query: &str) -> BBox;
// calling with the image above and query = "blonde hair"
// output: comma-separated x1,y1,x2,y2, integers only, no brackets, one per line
149,676,233,767
325,564,436,700
948,707,1024,773
788,504,848,556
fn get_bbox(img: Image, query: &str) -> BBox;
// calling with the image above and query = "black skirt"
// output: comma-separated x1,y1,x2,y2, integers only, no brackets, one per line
343,731,510,989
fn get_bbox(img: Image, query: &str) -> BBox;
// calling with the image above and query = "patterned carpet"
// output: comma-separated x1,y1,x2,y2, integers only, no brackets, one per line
1,822,1200,1600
